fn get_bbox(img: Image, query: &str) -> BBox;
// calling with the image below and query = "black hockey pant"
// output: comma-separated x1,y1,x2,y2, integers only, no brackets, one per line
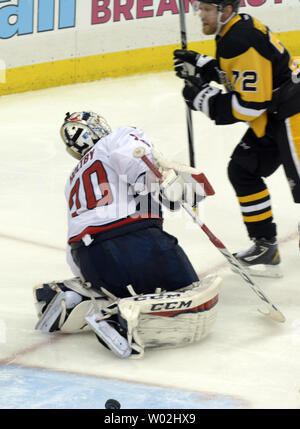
71,226,199,298
228,112,300,240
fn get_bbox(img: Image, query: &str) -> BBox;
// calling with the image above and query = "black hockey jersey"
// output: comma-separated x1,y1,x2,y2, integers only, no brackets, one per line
210,13,300,137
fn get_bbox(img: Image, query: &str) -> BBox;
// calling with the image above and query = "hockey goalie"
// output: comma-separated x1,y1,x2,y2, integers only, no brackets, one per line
33,111,221,358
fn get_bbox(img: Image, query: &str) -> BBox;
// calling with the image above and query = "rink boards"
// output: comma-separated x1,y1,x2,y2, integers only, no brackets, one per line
0,0,299,95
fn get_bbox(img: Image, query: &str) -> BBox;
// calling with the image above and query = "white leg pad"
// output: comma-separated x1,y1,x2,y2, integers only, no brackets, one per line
118,274,222,358
34,277,113,333
35,291,82,332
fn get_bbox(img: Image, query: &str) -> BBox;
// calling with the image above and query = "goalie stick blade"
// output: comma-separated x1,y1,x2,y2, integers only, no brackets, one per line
258,306,286,323
219,248,286,323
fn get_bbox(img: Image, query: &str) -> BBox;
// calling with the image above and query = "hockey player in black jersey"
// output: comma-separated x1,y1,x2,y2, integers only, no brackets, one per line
173,0,300,278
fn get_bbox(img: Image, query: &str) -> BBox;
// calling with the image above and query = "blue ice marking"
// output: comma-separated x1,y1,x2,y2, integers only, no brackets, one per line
0,365,244,409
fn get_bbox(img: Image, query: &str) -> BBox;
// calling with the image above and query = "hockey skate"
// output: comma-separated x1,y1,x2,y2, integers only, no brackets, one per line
35,290,83,332
232,237,282,278
85,311,133,358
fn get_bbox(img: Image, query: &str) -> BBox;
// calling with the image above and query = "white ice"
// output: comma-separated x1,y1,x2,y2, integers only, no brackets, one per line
0,71,300,409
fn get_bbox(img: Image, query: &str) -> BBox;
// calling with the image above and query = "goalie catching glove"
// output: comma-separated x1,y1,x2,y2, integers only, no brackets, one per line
132,146,215,208
140,146,215,207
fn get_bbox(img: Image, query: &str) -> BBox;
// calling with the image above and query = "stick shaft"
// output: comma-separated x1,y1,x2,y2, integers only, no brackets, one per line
141,155,163,179
178,0,187,49
181,203,280,311
178,0,195,167
138,151,285,322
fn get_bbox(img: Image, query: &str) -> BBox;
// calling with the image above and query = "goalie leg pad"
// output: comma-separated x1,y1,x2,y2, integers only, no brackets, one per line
117,274,221,358
35,291,82,332
34,277,111,333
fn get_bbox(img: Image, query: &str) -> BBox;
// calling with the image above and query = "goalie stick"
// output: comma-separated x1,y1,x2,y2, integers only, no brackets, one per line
133,147,286,323
178,0,195,168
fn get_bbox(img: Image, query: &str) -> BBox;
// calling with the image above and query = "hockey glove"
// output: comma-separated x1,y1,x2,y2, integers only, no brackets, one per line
160,169,206,208
173,49,199,79
173,49,217,83
183,78,221,119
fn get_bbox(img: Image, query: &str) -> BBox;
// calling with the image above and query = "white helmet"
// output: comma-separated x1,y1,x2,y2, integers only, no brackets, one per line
60,111,112,159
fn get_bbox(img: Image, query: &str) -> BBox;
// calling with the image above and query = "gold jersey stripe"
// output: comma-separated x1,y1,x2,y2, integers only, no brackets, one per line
231,107,268,138
288,113,300,171
249,112,268,138
238,189,269,203
243,210,273,223
252,17,268,35
273,251,280,263
219,14,242,39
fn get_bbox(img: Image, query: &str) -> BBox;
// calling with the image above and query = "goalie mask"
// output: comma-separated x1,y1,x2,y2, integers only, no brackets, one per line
60,111,112,159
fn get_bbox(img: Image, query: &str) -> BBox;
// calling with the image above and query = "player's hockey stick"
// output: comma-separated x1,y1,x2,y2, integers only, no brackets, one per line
133,147,286,323
178,0,195,167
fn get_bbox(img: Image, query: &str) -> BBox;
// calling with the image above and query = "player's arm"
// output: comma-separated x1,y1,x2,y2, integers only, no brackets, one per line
182,48,273,136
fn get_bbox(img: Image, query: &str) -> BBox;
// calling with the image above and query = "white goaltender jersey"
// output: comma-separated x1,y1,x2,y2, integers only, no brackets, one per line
65,126,162,243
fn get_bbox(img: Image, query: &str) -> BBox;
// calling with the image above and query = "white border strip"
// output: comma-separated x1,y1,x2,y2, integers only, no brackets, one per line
232,94,266,118
241,200,271,213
